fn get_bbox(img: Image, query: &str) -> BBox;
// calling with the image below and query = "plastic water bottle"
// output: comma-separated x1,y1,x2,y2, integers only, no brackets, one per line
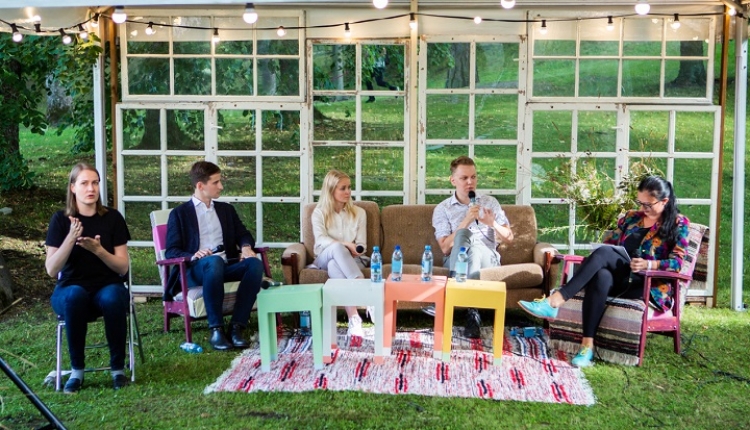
421,245,433,281
371,246,383,282
299,310,311,336
180,342,203,354
455,247,468,282
391,245,403,281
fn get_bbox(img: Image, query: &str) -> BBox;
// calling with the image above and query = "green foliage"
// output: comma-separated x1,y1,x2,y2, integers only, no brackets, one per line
0,148,35,192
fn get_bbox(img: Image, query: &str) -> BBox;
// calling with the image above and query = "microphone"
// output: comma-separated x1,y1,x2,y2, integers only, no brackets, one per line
468,191,478,225
355,244,365,254
192,244,225,261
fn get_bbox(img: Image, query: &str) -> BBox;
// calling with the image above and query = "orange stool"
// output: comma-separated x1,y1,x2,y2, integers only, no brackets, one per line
384,274,448,359
442,279,506,365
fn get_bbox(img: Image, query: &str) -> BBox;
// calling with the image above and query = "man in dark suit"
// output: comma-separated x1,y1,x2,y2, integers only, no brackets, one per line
165,161,263,350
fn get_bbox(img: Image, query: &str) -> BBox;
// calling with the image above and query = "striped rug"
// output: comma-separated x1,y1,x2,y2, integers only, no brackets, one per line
205,327,595,405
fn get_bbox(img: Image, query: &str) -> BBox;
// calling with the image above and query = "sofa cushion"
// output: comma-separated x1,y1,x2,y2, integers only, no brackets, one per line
173,281,240,319
301,201,381,265
381,204,444,265
478,262,544,290
498,205,537,265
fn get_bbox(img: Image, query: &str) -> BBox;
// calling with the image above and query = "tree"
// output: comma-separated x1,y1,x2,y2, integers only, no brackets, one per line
672,41,706,87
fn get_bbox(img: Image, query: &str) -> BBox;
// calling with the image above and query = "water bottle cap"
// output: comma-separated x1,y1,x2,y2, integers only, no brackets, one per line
425,245,431,250
373,246,380,251
395,245,400,250
460,247,467,252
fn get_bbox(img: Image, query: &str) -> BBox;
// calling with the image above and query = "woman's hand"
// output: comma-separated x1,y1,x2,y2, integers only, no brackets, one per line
68,216,83,241
630,257,650,272
76,235,104,254
344,242,360,257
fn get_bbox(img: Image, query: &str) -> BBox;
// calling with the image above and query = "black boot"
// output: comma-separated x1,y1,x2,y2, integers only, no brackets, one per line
464,308,482,339
227,323,250,349
209,327,232,351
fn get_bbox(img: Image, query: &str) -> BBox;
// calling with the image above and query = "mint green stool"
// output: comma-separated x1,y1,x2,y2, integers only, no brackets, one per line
257,283,324,372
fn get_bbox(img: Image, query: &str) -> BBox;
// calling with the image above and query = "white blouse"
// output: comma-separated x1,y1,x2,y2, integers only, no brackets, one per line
312,206,367,256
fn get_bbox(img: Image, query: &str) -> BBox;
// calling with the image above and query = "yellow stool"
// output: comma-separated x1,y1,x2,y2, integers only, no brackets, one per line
441,279,507,365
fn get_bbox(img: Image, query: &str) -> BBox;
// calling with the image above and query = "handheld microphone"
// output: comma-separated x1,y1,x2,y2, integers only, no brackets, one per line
192,244,225,261
468,191,479,225
355,245,365,254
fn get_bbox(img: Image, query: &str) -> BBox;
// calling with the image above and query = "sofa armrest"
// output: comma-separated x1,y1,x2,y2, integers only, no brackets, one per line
281,243,308,285
534,242,558,294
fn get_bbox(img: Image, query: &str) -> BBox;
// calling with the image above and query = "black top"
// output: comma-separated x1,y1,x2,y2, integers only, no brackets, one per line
623,226,650,259
46,208,130,292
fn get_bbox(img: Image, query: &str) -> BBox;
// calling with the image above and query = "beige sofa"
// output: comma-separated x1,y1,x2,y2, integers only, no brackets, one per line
281,202,557,307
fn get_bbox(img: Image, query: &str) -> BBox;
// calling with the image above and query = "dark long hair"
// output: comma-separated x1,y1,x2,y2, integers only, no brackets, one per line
638,176,680,244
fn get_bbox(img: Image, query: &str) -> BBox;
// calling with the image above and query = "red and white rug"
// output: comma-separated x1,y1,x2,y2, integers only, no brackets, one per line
205,327,595,405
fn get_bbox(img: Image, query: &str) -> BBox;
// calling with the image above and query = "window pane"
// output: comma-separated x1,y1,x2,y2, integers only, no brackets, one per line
533,60,575,97
426,43,455,90
262,157,299,196
474,146,515,189
258,59,299,96
579,60,619,97
679,204,710,226
123,202,162,241
533,203,569,244
231,202,257,238
257,17,299,55
665,19,710,54
674,158,712,199
477,43,519,86
167,155,204,196
263,203,299,242
577,111,616,152
368,196,404,207
362,147,403,191
362,45,404,92
126,17,169,54
665,59,707,98
216,59,253,95
426,95,469,139
623,19,663,56
313,44,355,91
122,109,158,150
425,145,468,189
622,60,661,97
214,17,253,55
127,58,169,95
219,156,256,197
362,97,404,141
173,16,211,54
313,146,355,190
532,110,572,152
630,111,669,152
128,42,169,55
533,21,576,56
675,112,714,152
175,58,211,95
580,18,620,56
166,110,204,150
531,157,569,199
123,156,160,196
218,110,254,151
262,111,300,151
476,94,517,140
313,96,355,141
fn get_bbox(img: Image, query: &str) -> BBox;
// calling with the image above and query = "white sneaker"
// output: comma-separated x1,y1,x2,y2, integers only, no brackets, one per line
347,314,364,338
421,305,436,317
366,306,375,321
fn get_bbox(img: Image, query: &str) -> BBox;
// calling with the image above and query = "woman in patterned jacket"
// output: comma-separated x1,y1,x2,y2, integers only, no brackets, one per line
518,176,689,367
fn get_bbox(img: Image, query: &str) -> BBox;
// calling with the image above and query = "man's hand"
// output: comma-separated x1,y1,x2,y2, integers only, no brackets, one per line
461,205,480,228
240,246,256,260
478,208,495,226
192,248,213,260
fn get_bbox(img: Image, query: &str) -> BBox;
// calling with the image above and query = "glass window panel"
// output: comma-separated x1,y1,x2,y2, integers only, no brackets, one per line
532,111,572,152
533,21,576,56
533,204,570,244
127,58,170,95
172,16,211,54
474,146,515,189
362,45,404,92
126,17,169,52
579,60,619,97
424,145,469,189
123,156,161,196
262,157,300,196
629,156,667,178
665,19,710,48
623,19,663,56
127,42,169,55
218,110,255,151
580,19,620,56
129,247,160,286
313,44,355,91
174,58,211,95
622,60,661,97
664,60,708,98
577,111,616,152
313,96,356,141
584,157,616,178
425,194,450,204
263,203,299,242
675,111,714,152
218,156,256,197
477,43,519,86
216,59,253,95
257,17,299,55
313,146,355,190
123,202,162,241
532,60,575,97
214,17,253,55
678,204,710,226
630,111,669,152
166,110,204,150
262,110,300,151
230,202,257,234
475,94,517,140
534,40,576,57
531,157,570,199
444,43,472,90
122,109,157,150
426,94,469,140
216,41,253,55
258,59,299,96
368,196,404,207
426,43,456,90
362,97,404,141
361,147,403,191
495,195,516,205
167,155,204,196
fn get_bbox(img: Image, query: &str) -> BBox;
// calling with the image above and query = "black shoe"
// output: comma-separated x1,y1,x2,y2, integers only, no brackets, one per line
209,327,233,351
113,374,129,390
366,97,375,103
63,377,83,394
464,308,482,339
227,323,250,349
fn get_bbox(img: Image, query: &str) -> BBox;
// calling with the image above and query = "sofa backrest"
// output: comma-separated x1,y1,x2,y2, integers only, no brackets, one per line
301,201,382,264
380,204,445,265
499,205,537,265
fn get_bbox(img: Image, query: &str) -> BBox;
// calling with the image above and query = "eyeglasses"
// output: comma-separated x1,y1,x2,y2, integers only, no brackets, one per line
635,199,662,210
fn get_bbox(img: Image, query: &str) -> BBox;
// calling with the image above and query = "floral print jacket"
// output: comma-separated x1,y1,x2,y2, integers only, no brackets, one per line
602,209,691,311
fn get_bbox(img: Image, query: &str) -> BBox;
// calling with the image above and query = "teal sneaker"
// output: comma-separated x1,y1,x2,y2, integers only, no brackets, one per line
518,297,559,320
571,347,594,368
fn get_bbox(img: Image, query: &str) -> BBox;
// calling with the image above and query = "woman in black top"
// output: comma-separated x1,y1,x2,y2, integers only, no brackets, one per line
46,163,131,393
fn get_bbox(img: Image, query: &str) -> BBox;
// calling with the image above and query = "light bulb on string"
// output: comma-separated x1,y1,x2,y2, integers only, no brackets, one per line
635,0,650,16
474,16,482,24
112,6,127,24
540,20,548,35
373,0,388,10
728,7,737,16
277,26,286,37
78,24,89,40
59,28,72,45
145,22,155,35
344,22,351,38
34,23,41,33
243,3,258,24
500,0,515,9
10,24,23,42
606,16,614,31
212,28,220,44
671,14,681,30
409,13,417,30
90,13,99,28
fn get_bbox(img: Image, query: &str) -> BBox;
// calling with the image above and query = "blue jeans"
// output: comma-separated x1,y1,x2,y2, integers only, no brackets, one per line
443,228,500,279
186,256,263,328
51,283,129,371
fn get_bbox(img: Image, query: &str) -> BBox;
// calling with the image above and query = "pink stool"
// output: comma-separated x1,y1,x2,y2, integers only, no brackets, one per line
383,274,448,359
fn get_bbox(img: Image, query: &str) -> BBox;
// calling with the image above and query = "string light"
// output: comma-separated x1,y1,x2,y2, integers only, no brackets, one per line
540,19,547,35
409,12,417,30
728,7,737,16
212,28,220,44
635,0,650,16
474,16,482,24
90,13,99,28
373,0,388,9
112,6,127,24
606,16,614,31
277,26,286,37
500,0,516,9
243,3,258,24
34,23,42,33
671,13,681,30
344,22,351,38
10,23,23,42
78,24,89,40
145,22,155,35
59,28,72,45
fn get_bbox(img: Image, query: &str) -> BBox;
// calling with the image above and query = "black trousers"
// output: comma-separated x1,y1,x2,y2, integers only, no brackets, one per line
365,67,397,93
558,246,643,338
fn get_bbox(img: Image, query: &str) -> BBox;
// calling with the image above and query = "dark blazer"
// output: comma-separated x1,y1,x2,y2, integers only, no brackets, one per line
164,200,255,298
